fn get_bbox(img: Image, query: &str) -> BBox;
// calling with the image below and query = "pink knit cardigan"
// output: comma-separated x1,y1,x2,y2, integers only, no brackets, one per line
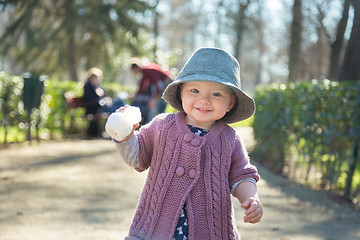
125,112,259,240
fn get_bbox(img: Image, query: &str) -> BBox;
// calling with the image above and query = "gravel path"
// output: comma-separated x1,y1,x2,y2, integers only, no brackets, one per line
0,127,359,240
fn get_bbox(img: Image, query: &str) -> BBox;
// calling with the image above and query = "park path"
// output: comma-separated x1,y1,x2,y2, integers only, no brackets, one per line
0,127,359,240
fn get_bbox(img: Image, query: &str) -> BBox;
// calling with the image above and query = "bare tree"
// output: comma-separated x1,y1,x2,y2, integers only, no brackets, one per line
233,0,250,60
288,0,303,82
160,0,199,61
338,0,360,81
302,1,333,81
328,0,351,80
152,0,160,63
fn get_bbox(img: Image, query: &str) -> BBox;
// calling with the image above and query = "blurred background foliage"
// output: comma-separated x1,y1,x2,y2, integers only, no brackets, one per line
1,0,359,87
0,0,153,82
0,71,133,142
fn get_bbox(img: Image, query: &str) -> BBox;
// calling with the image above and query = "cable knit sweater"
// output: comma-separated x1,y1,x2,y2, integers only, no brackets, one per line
125,112,260,240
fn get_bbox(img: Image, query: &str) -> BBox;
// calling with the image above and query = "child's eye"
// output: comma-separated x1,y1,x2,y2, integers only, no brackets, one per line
191,89,199,93
212,92,221,97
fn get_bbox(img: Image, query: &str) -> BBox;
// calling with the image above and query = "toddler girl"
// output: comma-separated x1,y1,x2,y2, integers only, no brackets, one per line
111,47,263,239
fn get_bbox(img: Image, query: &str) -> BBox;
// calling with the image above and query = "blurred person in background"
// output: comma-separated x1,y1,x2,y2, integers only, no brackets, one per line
83,67,124,137
130,62,172,124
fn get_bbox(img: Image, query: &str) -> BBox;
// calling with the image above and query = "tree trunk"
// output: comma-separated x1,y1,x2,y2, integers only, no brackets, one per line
338,0,360,81
214,0,224,48
233,1,249,60
344,140,359,200
68,35,78,82
65,0,78,82
153,0,160,63
328,0,350,81
288,0,303,82
315,26,324,79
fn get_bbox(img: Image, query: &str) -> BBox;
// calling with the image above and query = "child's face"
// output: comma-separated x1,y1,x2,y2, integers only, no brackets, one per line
180,81,236,129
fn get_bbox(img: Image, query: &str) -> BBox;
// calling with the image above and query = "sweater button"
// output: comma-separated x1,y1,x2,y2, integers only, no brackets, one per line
191,138,201,146
189,169,197,179
184,133,193,142
176,167,185,177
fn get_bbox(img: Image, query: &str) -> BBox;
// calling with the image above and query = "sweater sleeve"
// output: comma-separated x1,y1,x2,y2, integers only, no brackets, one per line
228,134,260,188
115,133,139,168
130,113,173,172
135,114,167,171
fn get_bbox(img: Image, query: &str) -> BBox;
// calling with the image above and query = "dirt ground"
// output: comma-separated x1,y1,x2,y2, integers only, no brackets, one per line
0,127,359,240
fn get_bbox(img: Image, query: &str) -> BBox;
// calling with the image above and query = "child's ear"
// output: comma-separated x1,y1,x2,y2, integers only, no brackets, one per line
227,95,236,112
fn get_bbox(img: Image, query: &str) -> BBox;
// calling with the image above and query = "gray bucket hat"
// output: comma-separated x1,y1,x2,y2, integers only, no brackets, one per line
162,47,255,124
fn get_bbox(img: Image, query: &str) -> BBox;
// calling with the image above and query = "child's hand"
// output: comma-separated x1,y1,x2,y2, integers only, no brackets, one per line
241,197,263,223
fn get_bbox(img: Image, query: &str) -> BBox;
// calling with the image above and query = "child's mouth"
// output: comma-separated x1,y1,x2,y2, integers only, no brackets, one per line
196,107,210,112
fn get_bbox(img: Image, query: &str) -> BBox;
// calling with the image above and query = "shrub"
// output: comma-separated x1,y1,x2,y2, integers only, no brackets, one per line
252,80,360,199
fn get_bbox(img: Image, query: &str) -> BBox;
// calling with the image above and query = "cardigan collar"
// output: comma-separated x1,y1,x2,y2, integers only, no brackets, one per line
175,112,228,148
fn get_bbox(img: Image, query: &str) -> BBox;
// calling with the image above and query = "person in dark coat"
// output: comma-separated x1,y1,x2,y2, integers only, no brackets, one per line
83,67,124,137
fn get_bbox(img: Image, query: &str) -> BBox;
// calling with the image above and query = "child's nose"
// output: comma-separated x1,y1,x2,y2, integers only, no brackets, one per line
198,94,211,103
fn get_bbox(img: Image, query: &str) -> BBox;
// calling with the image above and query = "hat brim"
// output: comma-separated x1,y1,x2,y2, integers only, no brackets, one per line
162,79,255,124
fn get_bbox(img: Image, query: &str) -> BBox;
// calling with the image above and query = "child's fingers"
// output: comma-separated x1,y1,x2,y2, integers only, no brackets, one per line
244,204,260,218
244,212,262,223
244,201,263,223
241,196,258,210
133,123,140,130
245,200,259,214
241,198,250,209
115,104,130,112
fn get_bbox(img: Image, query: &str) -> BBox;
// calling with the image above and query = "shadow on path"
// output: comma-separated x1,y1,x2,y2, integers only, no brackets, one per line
1,150,112,171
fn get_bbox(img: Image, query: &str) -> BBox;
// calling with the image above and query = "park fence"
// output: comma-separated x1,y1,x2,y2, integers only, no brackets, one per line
252,79,360,201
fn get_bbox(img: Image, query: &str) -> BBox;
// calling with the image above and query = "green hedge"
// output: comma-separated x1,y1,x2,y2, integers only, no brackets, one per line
0,71,130,143
252,80,360,199
0,72,25,142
